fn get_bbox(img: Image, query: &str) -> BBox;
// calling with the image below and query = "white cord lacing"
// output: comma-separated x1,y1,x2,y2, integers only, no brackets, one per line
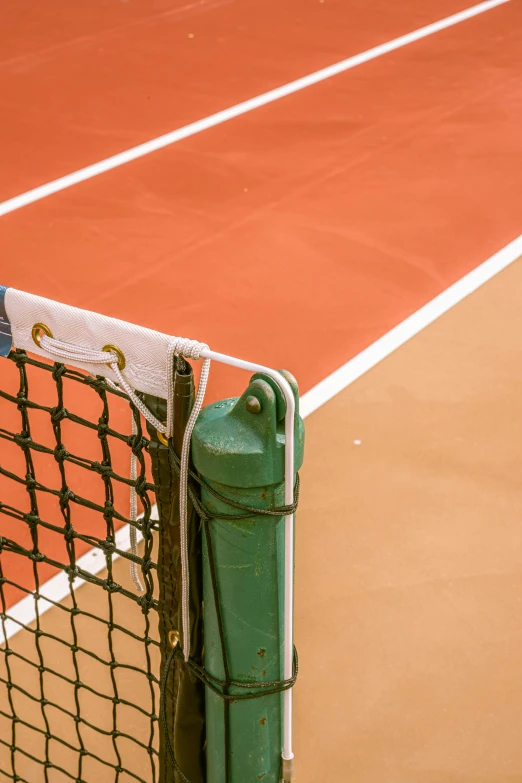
166,339,212,661
38,333,211,658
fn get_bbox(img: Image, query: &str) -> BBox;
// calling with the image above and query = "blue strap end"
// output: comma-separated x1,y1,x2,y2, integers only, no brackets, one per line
0,286,13,357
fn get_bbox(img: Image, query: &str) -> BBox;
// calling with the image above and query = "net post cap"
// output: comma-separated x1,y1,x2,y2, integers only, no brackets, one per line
192,371,304,487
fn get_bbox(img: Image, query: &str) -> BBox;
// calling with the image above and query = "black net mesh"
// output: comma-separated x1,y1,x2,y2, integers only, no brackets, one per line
0,349,162,783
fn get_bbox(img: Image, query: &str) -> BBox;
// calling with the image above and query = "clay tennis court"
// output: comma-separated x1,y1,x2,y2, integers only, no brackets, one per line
2,0,522,780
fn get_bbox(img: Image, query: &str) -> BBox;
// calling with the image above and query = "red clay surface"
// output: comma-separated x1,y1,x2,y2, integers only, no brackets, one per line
1,0,494,199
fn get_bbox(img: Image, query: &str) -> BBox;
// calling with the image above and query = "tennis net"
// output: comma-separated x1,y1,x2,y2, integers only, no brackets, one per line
0,285,209,783
0,347,165,782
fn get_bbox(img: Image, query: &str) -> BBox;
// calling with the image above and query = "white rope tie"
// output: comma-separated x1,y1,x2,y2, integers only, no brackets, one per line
165,337,211,660
177,354,211,661
38,331,212,636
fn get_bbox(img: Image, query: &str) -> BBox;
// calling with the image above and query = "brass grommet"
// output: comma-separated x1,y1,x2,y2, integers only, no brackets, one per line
102,344,126,371
157,426,168,447
168,630,180,649
31,323,53,347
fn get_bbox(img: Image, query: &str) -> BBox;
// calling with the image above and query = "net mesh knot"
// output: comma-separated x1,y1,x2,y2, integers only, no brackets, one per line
13,349,28,365
60,488,76,507
53,445,69,462
25,474,37,490
105,580,120,594
134,475,148,496
103,501,115,520
127,432,146,453
51,363,67,380
97,419,109,437
92,461,112,477
140,558,153,575
14,431,30,446
85,375,106,391
63,524,76,542
50,406,68,423
138,594,155,612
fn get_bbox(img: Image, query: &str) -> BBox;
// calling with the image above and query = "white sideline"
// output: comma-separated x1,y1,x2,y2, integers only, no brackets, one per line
0,0,510,218
300,234,522,418
3,233,521,643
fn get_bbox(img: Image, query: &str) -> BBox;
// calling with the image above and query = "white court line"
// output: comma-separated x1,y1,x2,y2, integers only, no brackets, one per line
0,0,510,218
300,235,522,418
3,234,521,641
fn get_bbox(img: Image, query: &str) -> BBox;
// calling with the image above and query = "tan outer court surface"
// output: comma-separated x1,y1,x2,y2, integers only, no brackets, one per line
294,258,522,782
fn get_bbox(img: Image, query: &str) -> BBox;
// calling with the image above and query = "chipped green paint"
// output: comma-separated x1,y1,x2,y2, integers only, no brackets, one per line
192,371,304,783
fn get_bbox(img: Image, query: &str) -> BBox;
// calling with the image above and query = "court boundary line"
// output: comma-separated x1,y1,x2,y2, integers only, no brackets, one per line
300,234,522,417
3,233,521,642
0,0,510,218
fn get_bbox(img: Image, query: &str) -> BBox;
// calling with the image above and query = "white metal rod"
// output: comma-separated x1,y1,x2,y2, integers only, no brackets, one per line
203,349,296,765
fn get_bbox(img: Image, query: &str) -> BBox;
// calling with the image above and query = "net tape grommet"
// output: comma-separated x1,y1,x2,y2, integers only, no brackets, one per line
102,344,126,371
31,322,53,347
168,630,180,649
157,423,168,447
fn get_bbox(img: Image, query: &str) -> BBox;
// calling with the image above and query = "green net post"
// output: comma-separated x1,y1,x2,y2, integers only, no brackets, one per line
192,371,305,783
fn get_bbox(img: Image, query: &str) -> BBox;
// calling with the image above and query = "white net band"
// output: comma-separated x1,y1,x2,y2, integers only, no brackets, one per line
5,287,208,398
